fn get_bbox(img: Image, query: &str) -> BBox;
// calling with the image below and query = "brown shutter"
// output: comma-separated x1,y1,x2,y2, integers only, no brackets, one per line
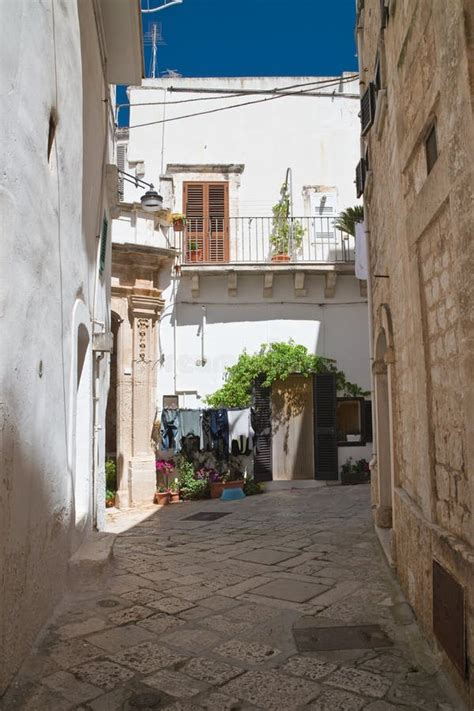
313,372,338,480
183,181,229,263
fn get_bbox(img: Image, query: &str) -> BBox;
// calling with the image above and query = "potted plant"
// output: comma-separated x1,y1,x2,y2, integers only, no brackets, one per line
169,477,180,503
156,458,175,502
197,467,225,499
105,489,116,508
270,183,304,262
154,487,170,505
171,213,186,232
187,240,203,263
341,457,370,485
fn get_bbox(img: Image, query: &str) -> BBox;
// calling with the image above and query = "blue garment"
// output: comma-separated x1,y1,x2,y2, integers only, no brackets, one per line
160,408,181,451
202,409,229,459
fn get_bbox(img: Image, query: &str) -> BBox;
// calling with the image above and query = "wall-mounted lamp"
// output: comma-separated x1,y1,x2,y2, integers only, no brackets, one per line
117,169,163,213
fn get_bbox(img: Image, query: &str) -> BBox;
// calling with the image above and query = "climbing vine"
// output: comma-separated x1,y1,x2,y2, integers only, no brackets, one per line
205,341,369,408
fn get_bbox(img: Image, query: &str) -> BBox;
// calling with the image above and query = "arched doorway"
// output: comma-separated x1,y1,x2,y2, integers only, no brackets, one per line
373,328,394,528
105,312,121,499
75,322,92,528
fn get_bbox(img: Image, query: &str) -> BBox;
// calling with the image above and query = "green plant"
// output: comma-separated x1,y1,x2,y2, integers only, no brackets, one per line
205,340,369,409
171,212,185,221
243,478,264,496
341,457,370,485
334,205,364,237
175,456,210,500
269,183,304,255
188,240,200,251
105,489,115,501
105,459,116,492
156,486,168,493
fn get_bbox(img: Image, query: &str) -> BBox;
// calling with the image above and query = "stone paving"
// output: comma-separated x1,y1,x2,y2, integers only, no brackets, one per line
1,485,465,710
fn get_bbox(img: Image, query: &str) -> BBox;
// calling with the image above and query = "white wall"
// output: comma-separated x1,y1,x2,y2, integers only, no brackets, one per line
113,74,372,478
124,75,360,216
0,0,113,692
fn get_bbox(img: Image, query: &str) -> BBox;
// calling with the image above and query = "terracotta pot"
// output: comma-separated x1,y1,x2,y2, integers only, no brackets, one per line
271,253,290,262
187,249,203,263
169,492,180,503
173,218,184,232
211,480,245,499
105,497,115,508
154,491,170,505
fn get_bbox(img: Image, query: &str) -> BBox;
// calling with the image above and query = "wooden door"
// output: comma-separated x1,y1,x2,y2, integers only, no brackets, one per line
183,182,229,263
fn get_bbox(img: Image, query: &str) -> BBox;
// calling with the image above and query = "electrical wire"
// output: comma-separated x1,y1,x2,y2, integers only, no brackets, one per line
126,77,360,130
116,74,359,111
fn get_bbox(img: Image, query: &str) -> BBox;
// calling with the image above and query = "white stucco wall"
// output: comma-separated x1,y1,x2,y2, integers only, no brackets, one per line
113,74,372,480
0,0,116,693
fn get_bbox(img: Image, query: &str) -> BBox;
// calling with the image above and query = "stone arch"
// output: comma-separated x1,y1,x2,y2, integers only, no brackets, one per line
372,303,396,529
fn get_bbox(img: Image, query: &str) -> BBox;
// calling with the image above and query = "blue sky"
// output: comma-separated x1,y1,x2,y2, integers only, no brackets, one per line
117,0,358,126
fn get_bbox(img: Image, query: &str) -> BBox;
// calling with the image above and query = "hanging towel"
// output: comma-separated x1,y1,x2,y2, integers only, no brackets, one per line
227,408,253,453
176,409,201,452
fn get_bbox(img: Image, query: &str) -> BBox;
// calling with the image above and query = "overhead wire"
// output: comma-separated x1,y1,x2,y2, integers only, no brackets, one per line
116,74,359,111
125,75,360,130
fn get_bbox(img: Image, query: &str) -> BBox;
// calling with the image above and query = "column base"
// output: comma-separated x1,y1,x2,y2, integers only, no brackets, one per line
129,456,156,505
374,504,393,529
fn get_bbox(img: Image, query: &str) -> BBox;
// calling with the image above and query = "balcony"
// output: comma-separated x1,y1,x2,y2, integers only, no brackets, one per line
173,216,355,268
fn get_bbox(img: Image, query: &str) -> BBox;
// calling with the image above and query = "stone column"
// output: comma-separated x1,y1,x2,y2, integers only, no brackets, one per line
126,293,163,505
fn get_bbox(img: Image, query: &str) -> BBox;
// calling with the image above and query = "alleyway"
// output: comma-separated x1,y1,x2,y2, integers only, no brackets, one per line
2,487,462,711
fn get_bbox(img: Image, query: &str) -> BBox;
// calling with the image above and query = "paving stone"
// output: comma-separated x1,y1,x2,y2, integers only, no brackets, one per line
215,639,281,664
164,584,221,602
108,641,187,674
325,666,392,698
217,575,273,598
107,604,154,625
57,617,110,639
107,574,154,594
225,602,280,624
85,624,155,653
198,595,239,611
121,588,165,605
182,657,244,685
280,654,337,681
388,681,454,709
161,628,222,653
221,669,320,709
365,701,419,711
198,613,253,636
71,660,135,691
307,687,366,710
0,684,75,711
234,548,299,565
86,685,171,711
148,597,196,614
251,578,329,603
41,670,102,704
194,690,243,710
359,652,415,675
144,669,209,698
137,612,185,635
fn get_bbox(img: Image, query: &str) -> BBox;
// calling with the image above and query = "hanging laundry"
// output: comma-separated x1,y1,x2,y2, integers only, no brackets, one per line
176,409,201,452
227,408,253,454
160,408,181,451
201,409,229,460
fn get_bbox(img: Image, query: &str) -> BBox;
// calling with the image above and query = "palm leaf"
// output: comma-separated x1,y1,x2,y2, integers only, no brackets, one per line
334,205,364,237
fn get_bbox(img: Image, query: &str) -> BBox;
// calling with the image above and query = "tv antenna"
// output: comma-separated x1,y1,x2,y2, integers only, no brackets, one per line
144,22,166,79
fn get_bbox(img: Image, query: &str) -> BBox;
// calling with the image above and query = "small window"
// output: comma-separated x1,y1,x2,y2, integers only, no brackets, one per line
337,397,366,446
425,123,438,174
47,108,58,162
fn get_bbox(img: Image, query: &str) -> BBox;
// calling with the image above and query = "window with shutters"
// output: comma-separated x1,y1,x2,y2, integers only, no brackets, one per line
360,83,377,135
355,159,367,198
99,215,108,275
116,144,127,201
336,397,367,446
183,181,229,263
313,372,338,480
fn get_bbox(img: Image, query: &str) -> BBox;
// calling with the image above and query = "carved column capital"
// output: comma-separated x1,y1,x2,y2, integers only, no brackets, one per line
128,294,164,321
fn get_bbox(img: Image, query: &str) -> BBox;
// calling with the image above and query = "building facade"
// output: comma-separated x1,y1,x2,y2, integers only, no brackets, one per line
356,0,473,704
0,0,142,693
110,75,373,505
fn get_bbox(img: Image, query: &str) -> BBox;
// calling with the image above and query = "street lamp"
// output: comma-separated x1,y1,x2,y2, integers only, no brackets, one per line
117,169,163,212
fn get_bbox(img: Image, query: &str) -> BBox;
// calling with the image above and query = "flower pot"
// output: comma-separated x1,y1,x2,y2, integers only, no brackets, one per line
169,492,180,503
173,218,185,232
187,249,203,263
271,253,290,262
154,491,170,505
105,497,115,508
210,481,225,499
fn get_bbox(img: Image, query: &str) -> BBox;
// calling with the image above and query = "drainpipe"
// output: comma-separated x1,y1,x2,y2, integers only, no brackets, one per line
201,305,206,366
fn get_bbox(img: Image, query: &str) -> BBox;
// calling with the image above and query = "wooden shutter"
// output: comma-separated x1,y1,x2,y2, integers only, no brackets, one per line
252,378,272,482
360,83,376,136
364,400,373,443
183,182,229,263
313,372,338,480
99,215,108,275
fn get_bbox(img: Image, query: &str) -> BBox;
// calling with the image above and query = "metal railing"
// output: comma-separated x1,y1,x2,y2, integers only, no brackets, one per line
173,216,354,265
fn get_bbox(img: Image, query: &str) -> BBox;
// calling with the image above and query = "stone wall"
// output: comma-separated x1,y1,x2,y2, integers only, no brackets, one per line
358,0,474,704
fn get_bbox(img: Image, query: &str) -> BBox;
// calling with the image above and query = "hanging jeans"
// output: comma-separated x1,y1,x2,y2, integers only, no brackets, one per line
160,409,181,451
201,409,229,460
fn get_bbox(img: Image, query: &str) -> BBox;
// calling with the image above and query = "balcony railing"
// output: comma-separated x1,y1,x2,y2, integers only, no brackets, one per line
173,216,354,265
